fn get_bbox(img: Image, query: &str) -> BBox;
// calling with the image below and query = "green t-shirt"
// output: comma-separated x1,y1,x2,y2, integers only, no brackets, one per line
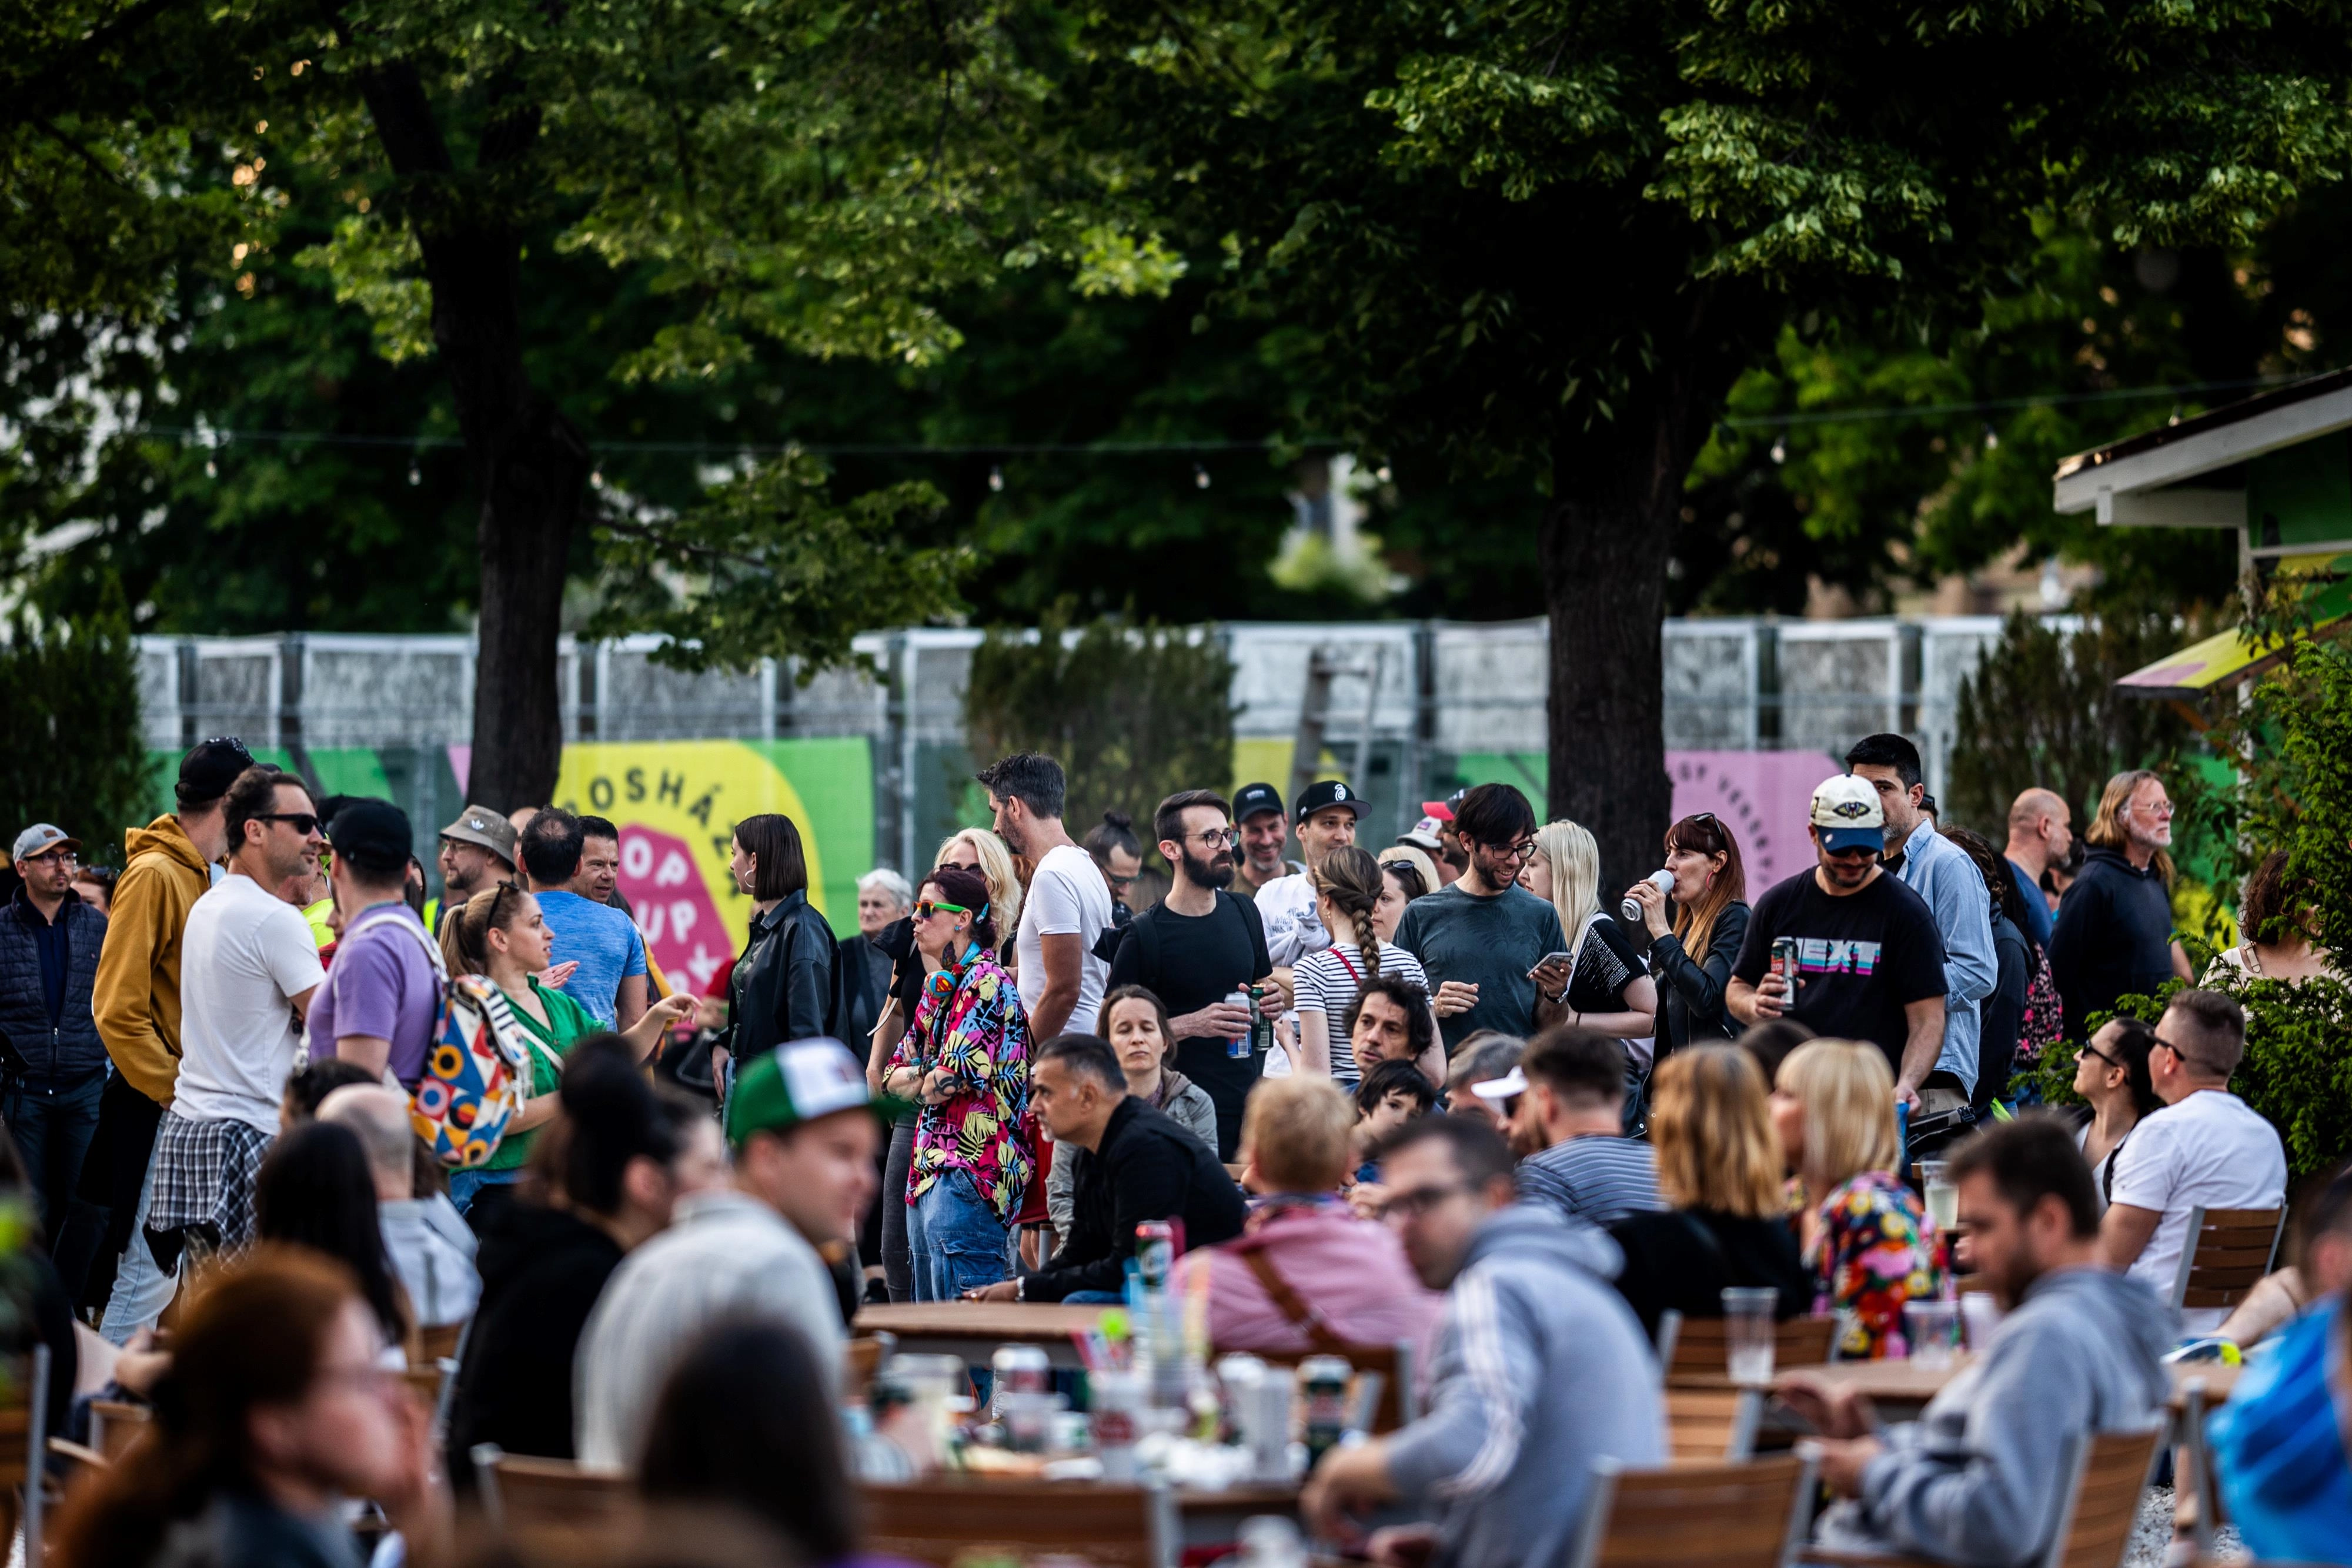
487,977,600,1171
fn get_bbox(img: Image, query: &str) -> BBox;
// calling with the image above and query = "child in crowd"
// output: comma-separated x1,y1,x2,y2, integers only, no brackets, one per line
1351,1059,1438,1186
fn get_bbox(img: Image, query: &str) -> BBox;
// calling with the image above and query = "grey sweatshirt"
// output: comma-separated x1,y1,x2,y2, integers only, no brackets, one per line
1819,1265,2174,1567
1382,1205,1666,1568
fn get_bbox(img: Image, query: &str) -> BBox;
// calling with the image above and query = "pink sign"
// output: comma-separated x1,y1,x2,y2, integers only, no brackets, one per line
615,824,733,994
1666,750,1841,892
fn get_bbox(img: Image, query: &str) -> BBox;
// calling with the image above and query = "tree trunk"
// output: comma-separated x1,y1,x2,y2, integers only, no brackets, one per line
1541,296,1743,892
345,49,586,812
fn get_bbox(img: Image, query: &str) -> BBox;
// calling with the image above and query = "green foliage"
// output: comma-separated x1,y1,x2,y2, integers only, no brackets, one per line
1946,607,2216,837
2032,977,2352,1179
586,452,972,676
963,610,1235,847
0,603,155,866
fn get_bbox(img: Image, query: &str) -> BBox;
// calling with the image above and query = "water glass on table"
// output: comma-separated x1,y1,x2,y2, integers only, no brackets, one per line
1917,1158,1958,1232
1722,1287,1779,1385
1904,1300,1963,1369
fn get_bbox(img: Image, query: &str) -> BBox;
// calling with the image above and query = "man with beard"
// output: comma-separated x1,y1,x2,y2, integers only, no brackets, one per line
981,752,1112,1043
1108,790,1280,1158
1229,782,1302,901
1727,775,1949,1106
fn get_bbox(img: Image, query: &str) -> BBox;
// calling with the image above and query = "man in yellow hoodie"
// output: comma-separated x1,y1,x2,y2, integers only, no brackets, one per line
86,738,249,1340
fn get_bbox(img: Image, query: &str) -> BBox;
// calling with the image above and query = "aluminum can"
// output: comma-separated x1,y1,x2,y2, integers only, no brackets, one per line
1135,1219,1175,1290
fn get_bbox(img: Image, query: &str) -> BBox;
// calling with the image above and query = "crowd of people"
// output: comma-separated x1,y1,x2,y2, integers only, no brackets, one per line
0,732,2342,1568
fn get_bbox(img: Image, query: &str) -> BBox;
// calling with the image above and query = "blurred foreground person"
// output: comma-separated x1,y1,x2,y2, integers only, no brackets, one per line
53,1246,445,1568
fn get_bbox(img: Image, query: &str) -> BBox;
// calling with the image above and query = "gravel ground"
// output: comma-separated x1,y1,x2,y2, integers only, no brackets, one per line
2123,1486,2246,1568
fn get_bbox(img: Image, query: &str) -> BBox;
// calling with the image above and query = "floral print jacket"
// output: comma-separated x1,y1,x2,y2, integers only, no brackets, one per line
1808,1169,1943,1359
888,951,1032,1222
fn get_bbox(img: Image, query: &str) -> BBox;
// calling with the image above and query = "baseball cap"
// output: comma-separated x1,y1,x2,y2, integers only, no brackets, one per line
1295,779,1362,824
1232,782,1284,824
439,804,519,865
1811,774,1887,854
726,1037,873,1148
1397,820,1445,853
176,737,256,807
12,824,79,863
328,799,413,875
1469,1065,1528,1102
1418,800,1454,823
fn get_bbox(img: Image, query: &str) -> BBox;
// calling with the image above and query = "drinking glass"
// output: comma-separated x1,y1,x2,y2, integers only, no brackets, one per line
1904,1300,1963,1369
1721,1286,1779,1385
1918,1159,1959,1232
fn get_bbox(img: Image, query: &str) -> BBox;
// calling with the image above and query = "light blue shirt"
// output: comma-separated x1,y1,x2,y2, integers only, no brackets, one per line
1892,816,1997,1092
532,888,647,1028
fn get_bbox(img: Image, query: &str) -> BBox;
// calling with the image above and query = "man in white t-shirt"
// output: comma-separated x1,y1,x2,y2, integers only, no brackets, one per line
2100,988,2286,1332
1255,779,1363,974
980,751,1112,1038
141,767,326,1302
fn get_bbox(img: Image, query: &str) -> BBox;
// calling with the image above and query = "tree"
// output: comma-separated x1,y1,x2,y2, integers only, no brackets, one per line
1062,1,2352,883
0,606,153,867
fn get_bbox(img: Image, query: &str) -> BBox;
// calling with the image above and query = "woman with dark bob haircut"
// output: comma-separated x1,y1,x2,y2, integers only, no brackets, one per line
255,1120,411,1355
719,813,839,1084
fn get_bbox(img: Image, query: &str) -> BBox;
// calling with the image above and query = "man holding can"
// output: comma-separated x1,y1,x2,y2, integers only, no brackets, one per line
1726,775,1949,1108
1106,790,1282,1159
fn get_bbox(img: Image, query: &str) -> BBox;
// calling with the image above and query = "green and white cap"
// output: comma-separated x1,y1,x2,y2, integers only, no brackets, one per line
724,1037,871,1148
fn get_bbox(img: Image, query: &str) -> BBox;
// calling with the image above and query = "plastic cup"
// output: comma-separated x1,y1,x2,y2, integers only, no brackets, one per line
1721,1286,1779,1385
1000,1390,1066,1453
1918,1159,1958,1232
1087,1368,1144,1482
1905,1300,1962,1369
1960,1292,2003,1350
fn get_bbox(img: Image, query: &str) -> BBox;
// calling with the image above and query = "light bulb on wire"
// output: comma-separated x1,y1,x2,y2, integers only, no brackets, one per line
988,464,1004,493
1193,462,1211,490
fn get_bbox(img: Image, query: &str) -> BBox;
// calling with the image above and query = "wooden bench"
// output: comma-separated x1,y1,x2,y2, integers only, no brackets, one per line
863,1475,1177,1568
2169,1206,2286,1314
1666,1386,1764,1463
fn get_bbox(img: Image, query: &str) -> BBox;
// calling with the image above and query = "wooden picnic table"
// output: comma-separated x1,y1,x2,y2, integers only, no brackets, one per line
854,1301,1111,1369
1774,1356,2242,1418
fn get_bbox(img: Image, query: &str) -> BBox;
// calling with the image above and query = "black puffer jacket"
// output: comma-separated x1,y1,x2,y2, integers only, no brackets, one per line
0,886,108,1081
727,890,843,1062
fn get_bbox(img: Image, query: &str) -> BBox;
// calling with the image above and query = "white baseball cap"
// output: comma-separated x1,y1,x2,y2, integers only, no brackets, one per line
1810,775,1887,853
1469,1065,1529,1102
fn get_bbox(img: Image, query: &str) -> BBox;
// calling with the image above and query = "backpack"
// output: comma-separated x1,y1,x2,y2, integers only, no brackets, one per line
1112,890,1262,995
332,908,545,1169
2016,941,2064,1072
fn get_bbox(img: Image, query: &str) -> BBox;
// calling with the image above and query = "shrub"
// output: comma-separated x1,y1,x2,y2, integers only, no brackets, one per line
0,603,152,869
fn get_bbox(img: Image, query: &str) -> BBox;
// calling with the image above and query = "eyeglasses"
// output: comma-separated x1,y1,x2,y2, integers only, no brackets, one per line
1378,1181,1473,1221
1180,828,1240,851
1483,838,1538,862
913,899,971,921
22,848,77,868
258,812,322,835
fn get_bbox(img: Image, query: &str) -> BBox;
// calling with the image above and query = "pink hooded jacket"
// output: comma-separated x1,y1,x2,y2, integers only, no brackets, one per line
1175,1198,1442,1356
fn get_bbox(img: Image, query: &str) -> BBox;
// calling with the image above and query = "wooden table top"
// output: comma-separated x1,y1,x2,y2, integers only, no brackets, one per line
854,1300,1111,1344
1772,1356,2241,1408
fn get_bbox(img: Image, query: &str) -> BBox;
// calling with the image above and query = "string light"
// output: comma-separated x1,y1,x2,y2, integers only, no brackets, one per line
988,464,1004,492
1194,462,1211,489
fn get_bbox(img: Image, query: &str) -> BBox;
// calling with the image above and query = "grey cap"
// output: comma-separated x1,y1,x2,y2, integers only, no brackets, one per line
12,824,79,863
439,804,519,865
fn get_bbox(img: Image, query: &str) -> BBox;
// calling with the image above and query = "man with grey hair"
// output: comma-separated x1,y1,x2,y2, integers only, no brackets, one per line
319,1084,480,1328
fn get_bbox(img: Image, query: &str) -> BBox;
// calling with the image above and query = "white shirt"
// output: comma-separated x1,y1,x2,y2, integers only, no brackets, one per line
1255,872,1331,969
1016,842,1113,1034
2107,1088,2286,1332
173,871,326,1134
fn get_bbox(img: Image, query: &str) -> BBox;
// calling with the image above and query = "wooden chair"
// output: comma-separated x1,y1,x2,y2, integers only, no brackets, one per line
2169,1206,2286,1315
1666,1386,1764,1463
1798,1424,2164,1568
418,1320,467,1365
862,1476,1177,1568
88,1397,152,1464
846,1333,892,1398
1567,1450,1816,1568
1658,1311,1838,1384
470,1445,640,1544
1249,1340,1416,1431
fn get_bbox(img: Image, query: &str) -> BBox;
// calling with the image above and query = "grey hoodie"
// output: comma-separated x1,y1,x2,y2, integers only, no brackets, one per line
1819,1265,2175,1567
1383,1205,1665,1568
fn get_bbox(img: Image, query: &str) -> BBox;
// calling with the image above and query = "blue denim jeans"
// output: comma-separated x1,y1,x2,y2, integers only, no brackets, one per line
3,1069,105,1248
449,1167,521,1216
906,1168,1011,1303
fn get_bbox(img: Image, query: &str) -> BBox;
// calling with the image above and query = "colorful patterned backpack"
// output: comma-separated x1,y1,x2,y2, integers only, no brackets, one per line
334,908,541,1169
2015,942,2065,1078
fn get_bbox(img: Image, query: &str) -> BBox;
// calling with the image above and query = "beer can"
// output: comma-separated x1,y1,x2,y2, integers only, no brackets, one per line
1299,1355,1353,1468
1224,988,1252,1058
1135,1219,1175,1290
1771,935,1800,985
990,1344,1051,1417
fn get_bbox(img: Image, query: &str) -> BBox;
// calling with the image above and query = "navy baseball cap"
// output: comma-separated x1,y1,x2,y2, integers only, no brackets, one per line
176,737,256,807
1233,782,1284,824
328,799,414,875
1295,780,1362,823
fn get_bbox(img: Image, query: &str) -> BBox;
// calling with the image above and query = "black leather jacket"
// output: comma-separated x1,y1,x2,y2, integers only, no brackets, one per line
1647,901,1750,1055
727,890,842,1062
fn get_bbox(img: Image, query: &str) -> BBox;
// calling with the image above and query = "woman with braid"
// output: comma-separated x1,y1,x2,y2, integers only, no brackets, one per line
1291,847,1441,1087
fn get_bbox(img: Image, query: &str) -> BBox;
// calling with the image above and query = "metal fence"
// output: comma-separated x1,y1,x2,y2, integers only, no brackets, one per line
139,616,2024,869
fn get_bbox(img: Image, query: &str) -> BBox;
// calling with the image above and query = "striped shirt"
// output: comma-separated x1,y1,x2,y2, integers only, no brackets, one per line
1515,1136,1665,1228
1293,943,1431,1079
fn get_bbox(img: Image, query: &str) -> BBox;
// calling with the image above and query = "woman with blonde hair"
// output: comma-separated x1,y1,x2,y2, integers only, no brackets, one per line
939,827,1023,951
1520,820,1658,1044
1772,1039,1941,1358
1605,1044,1810,1338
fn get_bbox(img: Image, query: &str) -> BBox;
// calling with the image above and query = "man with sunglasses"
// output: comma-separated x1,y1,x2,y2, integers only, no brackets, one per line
1388,783,1571,1052
136,765,328,1320
1728,775,1948,1108
2099,988,2284,1333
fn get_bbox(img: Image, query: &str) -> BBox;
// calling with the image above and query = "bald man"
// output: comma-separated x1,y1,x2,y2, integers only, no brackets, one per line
2002,788,2071,950
320,1084,480,1328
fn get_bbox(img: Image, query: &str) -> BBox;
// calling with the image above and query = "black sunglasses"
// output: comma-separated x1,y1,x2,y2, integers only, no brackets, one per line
258,812,322,835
